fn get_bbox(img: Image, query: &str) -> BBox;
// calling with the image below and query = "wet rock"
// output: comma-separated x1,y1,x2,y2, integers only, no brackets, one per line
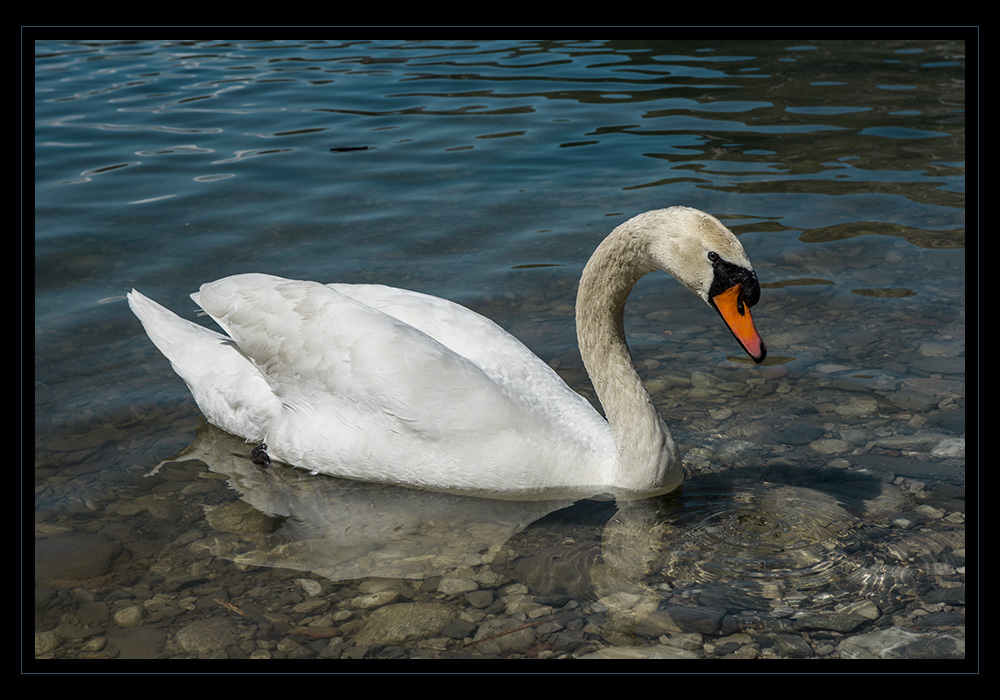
793,611,868,633
839,600,881,620
350,589,405,610
106,627,168,659
914,504,945,519
837,627,964,659
763,632,814,658
777,424,826,445
853,453,964,482
922,586,965,606
438,576,478,596
35,630,62,656
890,378,965,410
174,617,243,658
469,616,539,655
927,410,965,434
35,534,121,581
580,645,699,659
441,616,477,640
466,590,495,609
690,371,718,389
931,437,964,459
885,390,941,413
711,634,758,658
635,606,725,637
204,500,275,534
353,602,456,646
919,342,962,358
809,438,852,455
716,439,759,465
835,397,877,418
910,357,963,375
876,432,952,450
112,605,144,628
76,601,110,626
837,428,869,445
915,611,964,629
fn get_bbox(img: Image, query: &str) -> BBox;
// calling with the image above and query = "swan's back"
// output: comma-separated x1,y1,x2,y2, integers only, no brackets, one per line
131,274,614,496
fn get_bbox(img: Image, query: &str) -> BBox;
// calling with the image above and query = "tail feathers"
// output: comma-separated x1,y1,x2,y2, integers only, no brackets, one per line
127,289,278,439
128,289,235,377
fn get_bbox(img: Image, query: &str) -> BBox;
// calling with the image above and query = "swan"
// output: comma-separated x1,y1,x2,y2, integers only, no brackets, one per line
127,206,766,499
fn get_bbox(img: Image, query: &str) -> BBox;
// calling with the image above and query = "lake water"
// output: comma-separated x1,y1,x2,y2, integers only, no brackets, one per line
33,38,968,663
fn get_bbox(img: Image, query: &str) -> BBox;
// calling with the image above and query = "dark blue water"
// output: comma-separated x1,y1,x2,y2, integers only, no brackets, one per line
33,38,968,660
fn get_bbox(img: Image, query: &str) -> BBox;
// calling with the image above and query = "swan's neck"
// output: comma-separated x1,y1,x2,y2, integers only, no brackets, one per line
576,223,681,493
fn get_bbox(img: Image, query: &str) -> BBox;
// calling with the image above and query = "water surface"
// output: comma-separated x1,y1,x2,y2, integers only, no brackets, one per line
33,38,967,662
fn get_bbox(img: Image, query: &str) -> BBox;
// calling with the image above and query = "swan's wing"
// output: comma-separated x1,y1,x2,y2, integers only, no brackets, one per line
192,275,560,436
325,282,606,434
134,275,615,493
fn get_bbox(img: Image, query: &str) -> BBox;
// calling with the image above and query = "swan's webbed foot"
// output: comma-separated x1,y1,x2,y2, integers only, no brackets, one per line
250,443,271,468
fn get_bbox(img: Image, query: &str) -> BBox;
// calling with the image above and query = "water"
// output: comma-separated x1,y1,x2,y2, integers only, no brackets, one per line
33,38,968,662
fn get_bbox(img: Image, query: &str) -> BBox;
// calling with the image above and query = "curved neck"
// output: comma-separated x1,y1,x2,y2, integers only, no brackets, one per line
575,224,680,492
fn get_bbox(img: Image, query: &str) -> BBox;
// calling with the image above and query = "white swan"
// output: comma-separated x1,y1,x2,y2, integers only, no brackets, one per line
128,207,766,499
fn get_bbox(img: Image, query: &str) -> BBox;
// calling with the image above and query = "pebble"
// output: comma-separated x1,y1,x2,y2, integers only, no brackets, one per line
469,616,539,655
931,437,965,459
112,605,144,628
353,602,456,647
835,397,877,417
438,576,478,596
350,590,403,609
580,645,699,659
838,628,964,659
32,468,966,661
174,617,242,656
809,438,852,455
35,631,61,656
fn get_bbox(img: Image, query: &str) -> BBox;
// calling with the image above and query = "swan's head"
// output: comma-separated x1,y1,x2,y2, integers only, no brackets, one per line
640,207,767,363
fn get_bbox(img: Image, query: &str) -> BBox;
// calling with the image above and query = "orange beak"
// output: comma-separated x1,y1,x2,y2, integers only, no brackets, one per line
711,283,766,363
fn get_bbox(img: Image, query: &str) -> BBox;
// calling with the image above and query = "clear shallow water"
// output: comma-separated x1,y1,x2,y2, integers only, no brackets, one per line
33,38,967,662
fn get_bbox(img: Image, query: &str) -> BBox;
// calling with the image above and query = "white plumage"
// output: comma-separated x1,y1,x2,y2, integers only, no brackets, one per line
129,207,766,499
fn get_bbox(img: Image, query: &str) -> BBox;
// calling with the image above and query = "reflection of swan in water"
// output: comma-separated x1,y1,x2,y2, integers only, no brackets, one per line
129,207,765,499
154,425,932,649
153,424,579,582
153,424,673,618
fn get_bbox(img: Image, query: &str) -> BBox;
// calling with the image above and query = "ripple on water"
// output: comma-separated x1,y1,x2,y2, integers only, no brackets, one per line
650,475,946,610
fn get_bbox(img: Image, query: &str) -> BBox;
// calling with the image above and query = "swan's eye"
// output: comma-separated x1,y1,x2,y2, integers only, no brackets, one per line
708,251,720,262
